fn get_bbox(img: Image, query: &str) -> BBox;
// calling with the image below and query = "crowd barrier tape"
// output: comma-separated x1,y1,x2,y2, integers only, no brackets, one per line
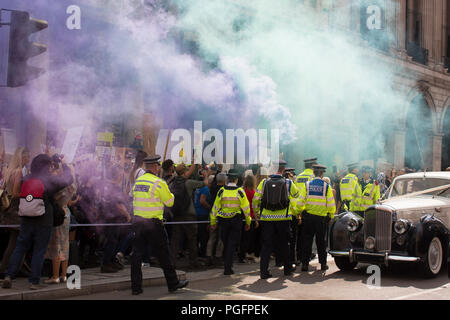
0,219,258,228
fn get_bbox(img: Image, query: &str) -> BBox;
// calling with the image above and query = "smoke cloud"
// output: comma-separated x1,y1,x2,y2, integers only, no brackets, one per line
3,0,416,170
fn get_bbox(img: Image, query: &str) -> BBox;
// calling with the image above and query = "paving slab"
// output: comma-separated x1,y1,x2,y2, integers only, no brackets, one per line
0,266,186,300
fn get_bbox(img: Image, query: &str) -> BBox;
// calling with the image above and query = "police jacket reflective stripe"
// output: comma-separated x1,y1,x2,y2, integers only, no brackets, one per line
210,185,251,227
133,172,174,220
253,175,301,221
295,169,314,191
299,178,336,218
360,182,381,210
339,173,362,212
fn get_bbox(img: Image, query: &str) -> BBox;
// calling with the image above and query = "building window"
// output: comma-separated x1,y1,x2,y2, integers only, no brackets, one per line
405,2,428,65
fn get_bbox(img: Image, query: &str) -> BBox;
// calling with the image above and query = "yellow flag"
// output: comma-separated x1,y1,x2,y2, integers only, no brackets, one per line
179,141,185,164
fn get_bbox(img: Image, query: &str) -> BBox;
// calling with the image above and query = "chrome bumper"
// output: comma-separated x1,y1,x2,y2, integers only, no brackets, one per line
329,250,420,266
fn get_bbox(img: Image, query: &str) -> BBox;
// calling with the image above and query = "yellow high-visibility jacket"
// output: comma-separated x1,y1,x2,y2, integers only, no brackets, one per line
133,172,174,220
253,175,302,221
295,169,314,192
359,182,381,211
210,185,251,227
299,178,336,219
339,173,362,212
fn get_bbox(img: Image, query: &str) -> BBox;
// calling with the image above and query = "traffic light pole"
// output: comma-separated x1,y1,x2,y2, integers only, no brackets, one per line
0,9,12,87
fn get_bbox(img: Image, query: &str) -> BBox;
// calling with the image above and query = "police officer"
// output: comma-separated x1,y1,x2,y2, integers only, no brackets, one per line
253,160,301,279
294,158,318,264
359,173,382,213
283,167,300,266
360,166,372,191
131,155,188,295
210,169,251,275
339,163,362,213
299,164,336,271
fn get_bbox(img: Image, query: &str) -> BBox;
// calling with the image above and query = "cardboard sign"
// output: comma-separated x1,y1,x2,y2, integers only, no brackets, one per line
97,132,114,146
61,126,84,163
1,128,17,155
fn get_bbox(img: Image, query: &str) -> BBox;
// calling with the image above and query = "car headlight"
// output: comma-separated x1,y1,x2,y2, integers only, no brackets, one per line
394,219,410,235
365,236,376,250
347,217,361,232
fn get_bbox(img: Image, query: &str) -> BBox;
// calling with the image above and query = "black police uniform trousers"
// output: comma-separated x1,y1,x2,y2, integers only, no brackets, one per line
260,220,291,274
218,214,242,273
131,216,179,291
301,212,328,266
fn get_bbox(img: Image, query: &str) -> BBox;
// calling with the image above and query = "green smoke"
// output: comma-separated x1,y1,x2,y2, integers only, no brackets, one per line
173,0,406,170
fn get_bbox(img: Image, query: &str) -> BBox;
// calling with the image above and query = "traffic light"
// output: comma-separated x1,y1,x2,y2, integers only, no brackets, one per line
4,9,48,87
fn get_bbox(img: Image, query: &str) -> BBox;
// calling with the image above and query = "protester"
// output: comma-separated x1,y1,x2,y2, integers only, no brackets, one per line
238,174,260,263
98,165,131,273
2,154,73,290
161,159,175,183
73,160,100,269
126,150,148,197
0,147,30,278
170,163,207,269
194,174,212,258
205,172,226,266
44,156,76,284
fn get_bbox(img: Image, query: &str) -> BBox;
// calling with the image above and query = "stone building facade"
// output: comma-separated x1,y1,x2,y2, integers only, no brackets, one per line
322,0,450,171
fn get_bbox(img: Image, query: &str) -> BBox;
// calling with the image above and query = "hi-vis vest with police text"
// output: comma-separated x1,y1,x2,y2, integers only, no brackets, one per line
295,168,314,191
359,182,381,211
253,175,302,221
133,172,174,220
339,173,361,212
298,178,336,218
210,185,251,227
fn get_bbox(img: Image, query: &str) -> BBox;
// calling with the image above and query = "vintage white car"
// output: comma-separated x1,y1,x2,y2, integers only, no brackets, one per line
329,172,450,278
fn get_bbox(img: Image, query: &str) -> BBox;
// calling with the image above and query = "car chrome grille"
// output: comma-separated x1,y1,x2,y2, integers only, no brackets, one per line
364,208,392,252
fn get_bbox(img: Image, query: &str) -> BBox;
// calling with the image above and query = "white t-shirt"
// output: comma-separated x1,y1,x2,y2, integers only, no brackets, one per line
129,168,146,197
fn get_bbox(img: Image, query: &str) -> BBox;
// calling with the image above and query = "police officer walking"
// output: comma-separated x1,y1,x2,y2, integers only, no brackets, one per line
299,164,336,271
339,163,362,213
210,169,251,275
253,160,301,279
130,155,188,295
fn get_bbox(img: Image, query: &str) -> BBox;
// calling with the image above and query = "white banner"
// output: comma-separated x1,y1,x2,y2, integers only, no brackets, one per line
61,127,84,163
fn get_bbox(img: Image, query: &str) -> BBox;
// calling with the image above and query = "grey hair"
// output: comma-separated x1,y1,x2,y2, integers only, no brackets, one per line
216,172,227,183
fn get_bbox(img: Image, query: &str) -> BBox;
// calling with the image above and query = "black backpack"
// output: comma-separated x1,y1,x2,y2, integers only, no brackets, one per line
169,176,190,216
261,176,290,212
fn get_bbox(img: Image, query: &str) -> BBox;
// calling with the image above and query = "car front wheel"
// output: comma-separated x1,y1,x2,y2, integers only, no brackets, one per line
419,237,443,278
334,256,357,271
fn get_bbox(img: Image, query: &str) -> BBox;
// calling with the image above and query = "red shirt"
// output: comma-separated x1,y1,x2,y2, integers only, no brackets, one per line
244,188,255,219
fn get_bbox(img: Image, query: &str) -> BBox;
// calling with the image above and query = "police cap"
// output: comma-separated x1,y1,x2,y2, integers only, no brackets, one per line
227,168,240,178
143,155,161,165
304,158,318,164
285,168,296,174
312,164,327,172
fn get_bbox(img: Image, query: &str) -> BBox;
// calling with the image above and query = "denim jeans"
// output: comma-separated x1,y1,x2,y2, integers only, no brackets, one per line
6,223,52,284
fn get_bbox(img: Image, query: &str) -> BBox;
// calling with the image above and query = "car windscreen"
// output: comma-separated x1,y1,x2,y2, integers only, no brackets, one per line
390,178,450,198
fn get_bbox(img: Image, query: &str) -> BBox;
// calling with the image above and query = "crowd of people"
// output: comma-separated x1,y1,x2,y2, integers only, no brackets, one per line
0,146,447,289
